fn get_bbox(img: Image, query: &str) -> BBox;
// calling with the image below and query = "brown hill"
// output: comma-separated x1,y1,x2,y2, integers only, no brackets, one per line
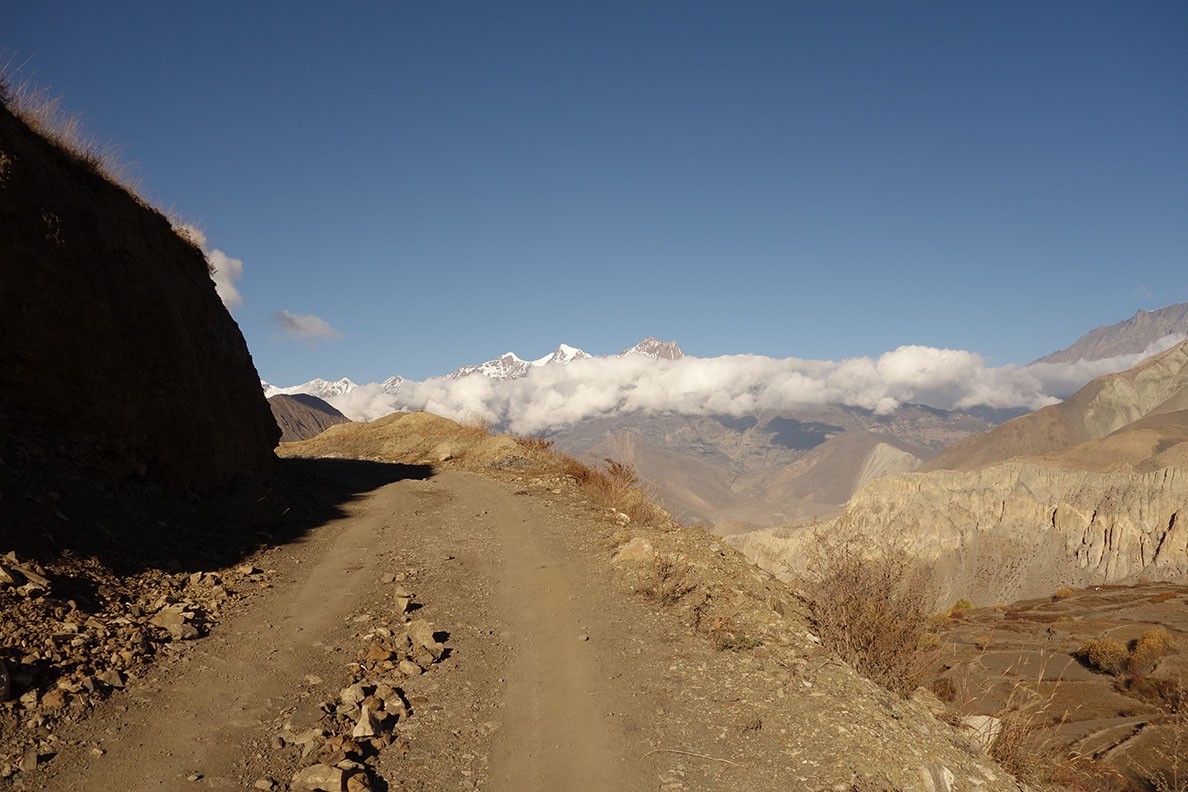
923,340,1188,472
269,393,351,442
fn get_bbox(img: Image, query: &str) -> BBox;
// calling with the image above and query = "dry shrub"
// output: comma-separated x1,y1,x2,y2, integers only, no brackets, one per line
1150,592,1178,604
948,598,974,617
1052,587,1077,600
1128,628,1174,677
801,534,934,696
634,555,696,606
1079,637,1130,676
514,434,555,453
1079,630,1174,680
556,456,668,527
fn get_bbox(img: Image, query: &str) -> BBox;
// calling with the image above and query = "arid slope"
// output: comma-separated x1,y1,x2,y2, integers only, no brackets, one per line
734,342,1188,606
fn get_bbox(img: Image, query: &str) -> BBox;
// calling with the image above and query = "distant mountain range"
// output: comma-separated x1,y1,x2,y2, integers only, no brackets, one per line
1035,302,1188,365
260,308,1188,531
261,337,683,398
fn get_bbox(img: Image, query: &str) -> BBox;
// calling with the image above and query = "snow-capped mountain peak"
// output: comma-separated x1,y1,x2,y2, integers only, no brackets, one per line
262,377,358,400
620,337,684,361
531,343,591,367
447,352,533,381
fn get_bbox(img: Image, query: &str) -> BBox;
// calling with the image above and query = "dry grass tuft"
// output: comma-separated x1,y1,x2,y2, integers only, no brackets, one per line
634,555,697,606
1145,696,1188,792
799,534,935,696
514,434,555,453
550,454,669,528
0,67,141,195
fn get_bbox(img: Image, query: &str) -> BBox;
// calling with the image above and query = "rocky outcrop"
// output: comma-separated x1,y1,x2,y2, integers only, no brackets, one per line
734,344,1188,607
269,394,351,443
735,462,1188,606
0,98,278,492
924,341,1188,472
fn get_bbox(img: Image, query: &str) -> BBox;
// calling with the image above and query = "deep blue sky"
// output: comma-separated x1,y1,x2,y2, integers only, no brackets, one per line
6,2,1186,383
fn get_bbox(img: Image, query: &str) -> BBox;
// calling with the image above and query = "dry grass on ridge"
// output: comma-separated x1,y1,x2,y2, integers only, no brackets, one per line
512,435,670,528
0,67,141,195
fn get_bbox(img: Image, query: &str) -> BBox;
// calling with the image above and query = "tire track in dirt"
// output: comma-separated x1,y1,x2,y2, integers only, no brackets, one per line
33,468,638,791
453,474,624,791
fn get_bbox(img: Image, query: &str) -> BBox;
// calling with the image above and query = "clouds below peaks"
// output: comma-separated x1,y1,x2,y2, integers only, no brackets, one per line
323,341,1180,434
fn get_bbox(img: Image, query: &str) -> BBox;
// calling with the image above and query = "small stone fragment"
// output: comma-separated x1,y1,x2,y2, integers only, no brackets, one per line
397,660,422,677
40,689,67,710
351,704,383,739
340,683,366,705
254,778,277,791
346,773,372,792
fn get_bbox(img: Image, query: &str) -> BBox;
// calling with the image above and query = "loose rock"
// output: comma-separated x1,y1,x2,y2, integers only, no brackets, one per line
292,762,345,791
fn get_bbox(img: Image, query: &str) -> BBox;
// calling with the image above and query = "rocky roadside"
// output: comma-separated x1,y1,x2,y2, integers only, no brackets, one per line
257,579,452,792
0,551,274,780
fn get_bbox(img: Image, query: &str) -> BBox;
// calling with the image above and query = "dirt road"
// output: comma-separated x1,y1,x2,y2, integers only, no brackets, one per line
26,461,1022,792
34,467,654,791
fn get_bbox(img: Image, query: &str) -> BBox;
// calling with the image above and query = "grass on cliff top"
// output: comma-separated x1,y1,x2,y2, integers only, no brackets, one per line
0,66,140,195
0,65,208,260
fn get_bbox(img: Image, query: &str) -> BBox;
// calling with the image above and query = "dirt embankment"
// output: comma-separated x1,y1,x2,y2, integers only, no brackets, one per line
0,95,278,503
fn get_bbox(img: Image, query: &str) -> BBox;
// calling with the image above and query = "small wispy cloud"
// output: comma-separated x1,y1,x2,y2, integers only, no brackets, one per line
271,309,343,342
176,223,244,311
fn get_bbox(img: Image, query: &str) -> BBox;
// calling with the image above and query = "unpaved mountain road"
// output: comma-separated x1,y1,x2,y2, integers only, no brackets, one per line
23,462,1020,792
30,467,658,791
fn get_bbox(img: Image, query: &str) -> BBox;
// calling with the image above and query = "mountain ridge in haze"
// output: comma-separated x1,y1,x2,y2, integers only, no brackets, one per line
1035,302,1188,364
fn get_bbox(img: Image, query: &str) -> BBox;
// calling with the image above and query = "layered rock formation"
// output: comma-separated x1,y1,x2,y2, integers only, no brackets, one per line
0,98,278,493
733,342,1188,606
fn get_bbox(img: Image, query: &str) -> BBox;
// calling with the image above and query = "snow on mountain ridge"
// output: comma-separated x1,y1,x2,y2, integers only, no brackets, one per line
264,377,358,400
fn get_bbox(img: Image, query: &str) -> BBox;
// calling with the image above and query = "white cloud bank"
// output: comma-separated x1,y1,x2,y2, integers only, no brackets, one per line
271,310,343,342
317,336,1185,434
176,224,245,311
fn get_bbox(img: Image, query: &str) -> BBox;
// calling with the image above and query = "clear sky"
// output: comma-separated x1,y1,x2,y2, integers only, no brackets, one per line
6,2,1186,384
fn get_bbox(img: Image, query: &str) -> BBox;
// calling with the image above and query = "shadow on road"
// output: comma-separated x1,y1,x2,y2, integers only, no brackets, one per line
0,456,433,577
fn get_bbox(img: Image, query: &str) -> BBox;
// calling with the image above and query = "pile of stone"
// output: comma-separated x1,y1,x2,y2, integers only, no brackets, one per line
282,584,449,792
0,554,51,599
0,553,272,778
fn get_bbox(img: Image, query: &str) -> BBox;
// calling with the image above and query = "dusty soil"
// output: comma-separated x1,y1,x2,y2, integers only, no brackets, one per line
931,583,1188,788
4,451,1019,792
